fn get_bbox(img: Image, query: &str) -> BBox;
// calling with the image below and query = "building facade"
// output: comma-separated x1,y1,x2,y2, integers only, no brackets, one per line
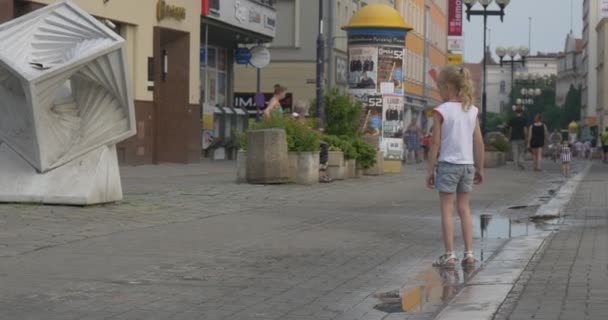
234,0,448,127
583,0,599,123
0,0,277,164
597,17,608,131
556,33,584,107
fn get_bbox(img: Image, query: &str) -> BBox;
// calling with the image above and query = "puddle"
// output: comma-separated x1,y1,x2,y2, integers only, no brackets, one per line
373,267,476,314
475,214,542,239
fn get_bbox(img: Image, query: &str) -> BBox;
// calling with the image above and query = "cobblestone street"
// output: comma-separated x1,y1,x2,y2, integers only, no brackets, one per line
0,161,571,319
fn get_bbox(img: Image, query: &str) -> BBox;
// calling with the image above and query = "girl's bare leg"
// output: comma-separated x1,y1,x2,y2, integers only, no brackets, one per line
440,192,456,253
457,192,473,253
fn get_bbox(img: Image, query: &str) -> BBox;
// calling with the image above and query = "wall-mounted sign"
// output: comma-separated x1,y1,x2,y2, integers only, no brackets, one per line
448,37,464,52
249,46,271,68
157,0,186,21
448,0,463,36
234,92,293,114
205,0,276,38
234,47,252,64
448,53,463,65
601,0,608,17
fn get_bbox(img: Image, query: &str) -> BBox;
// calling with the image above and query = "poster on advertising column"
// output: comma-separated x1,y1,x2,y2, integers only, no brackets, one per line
348,46,378,95
382,95,404,160
377,46,405,95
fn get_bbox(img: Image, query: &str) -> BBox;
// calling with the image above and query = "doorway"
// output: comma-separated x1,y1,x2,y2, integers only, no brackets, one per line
153,27,199,164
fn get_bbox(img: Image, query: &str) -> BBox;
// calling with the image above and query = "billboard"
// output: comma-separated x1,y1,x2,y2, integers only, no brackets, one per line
448,0,463,36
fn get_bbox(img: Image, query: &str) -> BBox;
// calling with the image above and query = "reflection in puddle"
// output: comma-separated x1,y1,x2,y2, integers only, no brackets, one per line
373,267,476,314
475,214,543,239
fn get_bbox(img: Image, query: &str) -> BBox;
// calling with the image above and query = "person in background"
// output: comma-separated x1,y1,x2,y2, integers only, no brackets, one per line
426,65,484,269
584,140,592,160
507,108,528,170
263,84,287,119
574,140,584,160
549,129,563,163
527,114,549,172
601,128,608,163
560,140,572,178
405,118,423,164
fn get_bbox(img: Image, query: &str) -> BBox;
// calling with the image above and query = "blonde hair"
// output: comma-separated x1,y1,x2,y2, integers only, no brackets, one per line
438,65,475,111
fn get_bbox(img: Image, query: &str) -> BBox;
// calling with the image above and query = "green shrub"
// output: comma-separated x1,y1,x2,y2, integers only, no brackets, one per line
352,137,377,169
323,134,358,159
250,115,320,152
311,89,362,137
485,131,510,152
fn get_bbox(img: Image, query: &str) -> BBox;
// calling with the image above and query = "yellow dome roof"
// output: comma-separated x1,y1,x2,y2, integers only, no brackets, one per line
343,3,412,30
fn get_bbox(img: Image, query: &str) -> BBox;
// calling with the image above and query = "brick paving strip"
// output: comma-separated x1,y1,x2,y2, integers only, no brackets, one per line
433,164,592,320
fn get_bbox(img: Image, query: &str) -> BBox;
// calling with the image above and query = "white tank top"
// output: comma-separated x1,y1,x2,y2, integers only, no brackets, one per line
434,102,478,165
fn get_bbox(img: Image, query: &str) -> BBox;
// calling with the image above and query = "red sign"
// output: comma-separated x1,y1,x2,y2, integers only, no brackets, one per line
448,0,463,36
201,0,209,16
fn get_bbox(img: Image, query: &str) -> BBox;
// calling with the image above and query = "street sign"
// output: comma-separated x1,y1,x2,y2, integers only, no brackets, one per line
249,46,271,68
448,37,464,52
234,47,252,65
448,53,463,65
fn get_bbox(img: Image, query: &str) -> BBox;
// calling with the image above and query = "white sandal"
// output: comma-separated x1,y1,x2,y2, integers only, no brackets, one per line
462,251,476,267
433,252,458,268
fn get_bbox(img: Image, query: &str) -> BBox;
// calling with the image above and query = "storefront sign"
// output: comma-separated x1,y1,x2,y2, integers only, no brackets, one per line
249,46,271,68
348,34,405,46
234,47,252,64
205,0,276,38
448,37,464,52
601,0,608,17
448,53,463,65
156,0,186,21
234,92,293,114
448,0,463,36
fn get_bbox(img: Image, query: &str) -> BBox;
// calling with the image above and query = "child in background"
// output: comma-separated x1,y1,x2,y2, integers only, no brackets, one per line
427,65,485,269
561,141,573,178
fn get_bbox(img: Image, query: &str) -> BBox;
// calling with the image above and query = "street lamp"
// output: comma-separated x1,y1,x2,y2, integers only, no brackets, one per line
464,0,510,134
496,45,528,91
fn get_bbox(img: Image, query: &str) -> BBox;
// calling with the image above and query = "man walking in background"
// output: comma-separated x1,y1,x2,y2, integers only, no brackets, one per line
507,108,529,170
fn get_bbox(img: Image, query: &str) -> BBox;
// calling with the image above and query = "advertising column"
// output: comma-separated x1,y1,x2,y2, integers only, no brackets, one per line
343,4,412,167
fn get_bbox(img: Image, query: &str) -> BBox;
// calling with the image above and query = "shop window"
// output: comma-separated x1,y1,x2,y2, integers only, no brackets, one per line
201,46,228,107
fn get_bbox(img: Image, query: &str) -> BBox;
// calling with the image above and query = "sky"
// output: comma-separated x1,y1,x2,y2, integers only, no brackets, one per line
462,0,583,63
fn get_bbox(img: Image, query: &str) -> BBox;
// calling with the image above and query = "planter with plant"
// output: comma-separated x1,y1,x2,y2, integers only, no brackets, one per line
484,132,509,168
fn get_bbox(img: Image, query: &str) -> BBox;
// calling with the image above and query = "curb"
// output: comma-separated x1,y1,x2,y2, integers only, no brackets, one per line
433,164,591,320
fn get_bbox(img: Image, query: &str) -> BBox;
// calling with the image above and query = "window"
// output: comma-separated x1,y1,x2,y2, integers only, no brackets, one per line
201,46,228,107
210,0,220,10
273,0,296,47
500,80,506,93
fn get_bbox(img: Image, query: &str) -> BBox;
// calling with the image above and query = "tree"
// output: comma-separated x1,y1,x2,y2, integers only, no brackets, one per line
560,84,581,129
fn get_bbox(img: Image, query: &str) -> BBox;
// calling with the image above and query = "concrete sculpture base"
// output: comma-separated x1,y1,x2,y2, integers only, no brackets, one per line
0,144,122,205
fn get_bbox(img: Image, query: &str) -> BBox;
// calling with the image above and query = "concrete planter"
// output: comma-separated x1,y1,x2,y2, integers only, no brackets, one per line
236,150,247,183
246,129,289,184
345,159,356,178
327,151,346,180
287,152,298,183
364,152,384,176
296,152,320,185
355,162,364,178
484,151,507,168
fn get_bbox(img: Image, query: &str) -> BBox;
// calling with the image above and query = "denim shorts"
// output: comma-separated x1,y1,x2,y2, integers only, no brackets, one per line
435,162,475,193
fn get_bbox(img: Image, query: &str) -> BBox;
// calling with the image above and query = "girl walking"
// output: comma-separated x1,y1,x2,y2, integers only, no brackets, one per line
561,141,573,177
528,114,549,171
427,66,485,268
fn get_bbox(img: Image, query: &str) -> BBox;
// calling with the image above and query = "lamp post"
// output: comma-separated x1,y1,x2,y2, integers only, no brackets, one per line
316,0,325,130
496,46,528,92
463,0,510,134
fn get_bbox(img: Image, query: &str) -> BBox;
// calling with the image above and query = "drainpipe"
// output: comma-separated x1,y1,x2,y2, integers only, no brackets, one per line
327,0,334,91
422,0,430,129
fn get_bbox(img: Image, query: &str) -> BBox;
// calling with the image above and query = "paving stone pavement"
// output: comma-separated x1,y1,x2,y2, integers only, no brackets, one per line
494,164,608,320
0,160,568,319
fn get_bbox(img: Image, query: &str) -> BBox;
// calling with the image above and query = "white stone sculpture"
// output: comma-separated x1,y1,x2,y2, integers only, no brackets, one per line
0,1,135,205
